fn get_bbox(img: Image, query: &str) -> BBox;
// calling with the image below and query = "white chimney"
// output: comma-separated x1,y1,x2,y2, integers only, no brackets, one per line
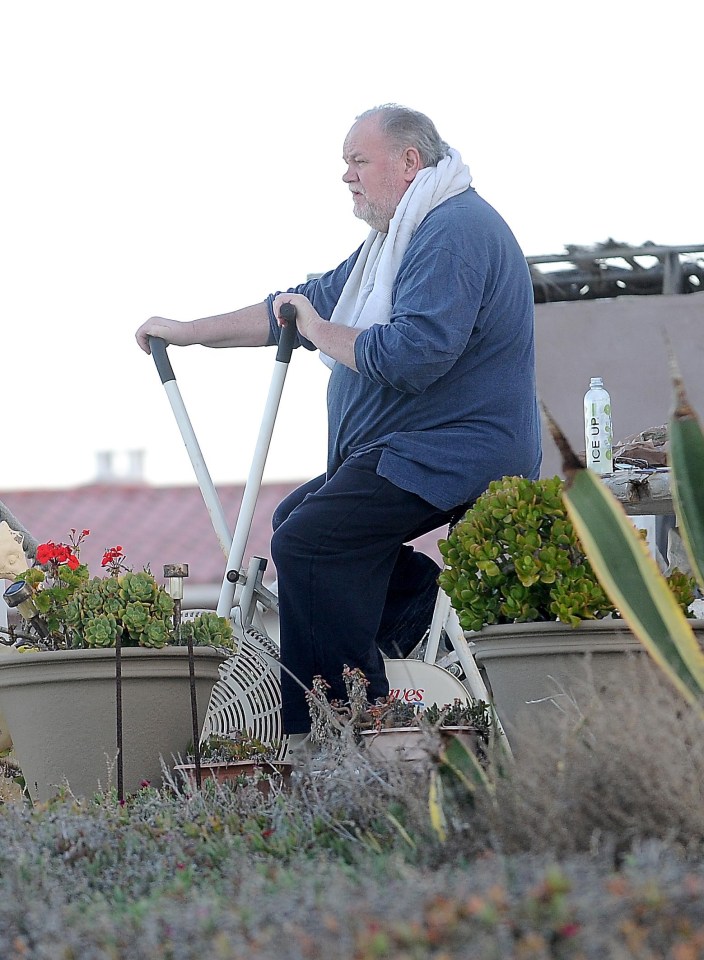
96,451,114,483
95,450,146,484
126,449,145,482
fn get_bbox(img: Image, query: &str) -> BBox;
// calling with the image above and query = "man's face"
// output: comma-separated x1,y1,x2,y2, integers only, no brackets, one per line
342,116,415,233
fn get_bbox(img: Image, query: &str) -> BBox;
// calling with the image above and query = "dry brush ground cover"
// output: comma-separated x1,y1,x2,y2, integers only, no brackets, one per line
1,659,704,958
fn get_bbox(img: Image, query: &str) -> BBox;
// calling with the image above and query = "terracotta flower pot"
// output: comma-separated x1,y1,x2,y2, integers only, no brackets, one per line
173,759,292,795
360,725,478,763
0,646,226,802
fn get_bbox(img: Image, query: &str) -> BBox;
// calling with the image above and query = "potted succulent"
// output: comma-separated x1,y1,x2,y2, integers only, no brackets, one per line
437,475,700,732
173,731,292,794
0,530,235,802
305,666,493,764
357,696,494,764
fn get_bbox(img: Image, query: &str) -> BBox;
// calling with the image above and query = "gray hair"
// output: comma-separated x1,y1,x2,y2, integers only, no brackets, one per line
356,104,449,167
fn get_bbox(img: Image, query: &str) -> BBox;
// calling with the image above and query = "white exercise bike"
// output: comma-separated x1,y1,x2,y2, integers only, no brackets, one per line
148,305,500,759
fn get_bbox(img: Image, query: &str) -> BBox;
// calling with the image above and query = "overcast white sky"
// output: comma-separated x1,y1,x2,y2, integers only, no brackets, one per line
2,1,703,492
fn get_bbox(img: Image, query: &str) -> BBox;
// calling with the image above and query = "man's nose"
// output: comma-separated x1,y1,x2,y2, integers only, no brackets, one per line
342,164,356,183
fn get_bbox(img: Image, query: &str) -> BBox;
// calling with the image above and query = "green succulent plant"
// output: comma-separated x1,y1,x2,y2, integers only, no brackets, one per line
174,611,234,649
60,569,176,649
12,556,235,652
82,614,120,649
195,732,280,763
438,475,695,632
422,698,494,732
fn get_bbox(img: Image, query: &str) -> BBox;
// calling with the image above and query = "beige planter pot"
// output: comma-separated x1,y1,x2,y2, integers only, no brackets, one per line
471,619,704,733
0,647,226,802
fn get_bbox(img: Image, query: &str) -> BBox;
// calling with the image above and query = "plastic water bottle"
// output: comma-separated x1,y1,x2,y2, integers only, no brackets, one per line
584,377,613,475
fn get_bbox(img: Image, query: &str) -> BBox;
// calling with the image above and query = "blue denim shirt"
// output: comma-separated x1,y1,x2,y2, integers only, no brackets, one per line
267,188,541,512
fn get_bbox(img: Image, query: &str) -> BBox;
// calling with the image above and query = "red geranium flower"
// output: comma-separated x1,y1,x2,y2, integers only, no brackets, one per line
35,542,57,565
36,541,80,570
101,546,125,567
101,545,128,576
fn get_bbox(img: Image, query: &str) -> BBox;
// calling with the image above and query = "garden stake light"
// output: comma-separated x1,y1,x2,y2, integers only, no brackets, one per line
3,580,49,641
165,563,201,787
164,563,188,630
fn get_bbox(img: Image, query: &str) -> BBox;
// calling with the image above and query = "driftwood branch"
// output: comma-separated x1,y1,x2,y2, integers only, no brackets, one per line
601,470,674,516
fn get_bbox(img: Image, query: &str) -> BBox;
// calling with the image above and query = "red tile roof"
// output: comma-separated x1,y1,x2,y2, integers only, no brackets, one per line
1,481,445,588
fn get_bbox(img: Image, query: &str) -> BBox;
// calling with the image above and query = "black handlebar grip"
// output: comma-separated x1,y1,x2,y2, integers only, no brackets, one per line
276,303,298,364
148,336,176,384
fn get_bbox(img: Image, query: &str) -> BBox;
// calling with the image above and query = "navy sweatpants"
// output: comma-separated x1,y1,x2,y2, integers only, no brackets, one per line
270,449,461,733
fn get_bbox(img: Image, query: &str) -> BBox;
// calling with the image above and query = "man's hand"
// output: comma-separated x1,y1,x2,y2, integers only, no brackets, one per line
272,293,361,371
272,293,321,342
135,317,195,354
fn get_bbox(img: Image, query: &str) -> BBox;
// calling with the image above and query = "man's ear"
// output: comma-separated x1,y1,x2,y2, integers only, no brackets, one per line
402,147,422,182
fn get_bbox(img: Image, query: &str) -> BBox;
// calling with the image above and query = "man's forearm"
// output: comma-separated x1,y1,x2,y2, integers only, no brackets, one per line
298,315,361,371
191,301,272,348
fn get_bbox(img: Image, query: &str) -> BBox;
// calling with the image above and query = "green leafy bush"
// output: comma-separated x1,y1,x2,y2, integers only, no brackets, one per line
438,475,695,632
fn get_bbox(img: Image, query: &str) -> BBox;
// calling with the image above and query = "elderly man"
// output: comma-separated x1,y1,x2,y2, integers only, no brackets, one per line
136,104,541,735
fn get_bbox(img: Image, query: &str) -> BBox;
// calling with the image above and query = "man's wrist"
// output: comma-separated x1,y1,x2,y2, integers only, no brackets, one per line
189,317,210,345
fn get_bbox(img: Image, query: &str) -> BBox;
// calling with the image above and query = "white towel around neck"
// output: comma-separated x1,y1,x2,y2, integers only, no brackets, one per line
320,148,472,370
